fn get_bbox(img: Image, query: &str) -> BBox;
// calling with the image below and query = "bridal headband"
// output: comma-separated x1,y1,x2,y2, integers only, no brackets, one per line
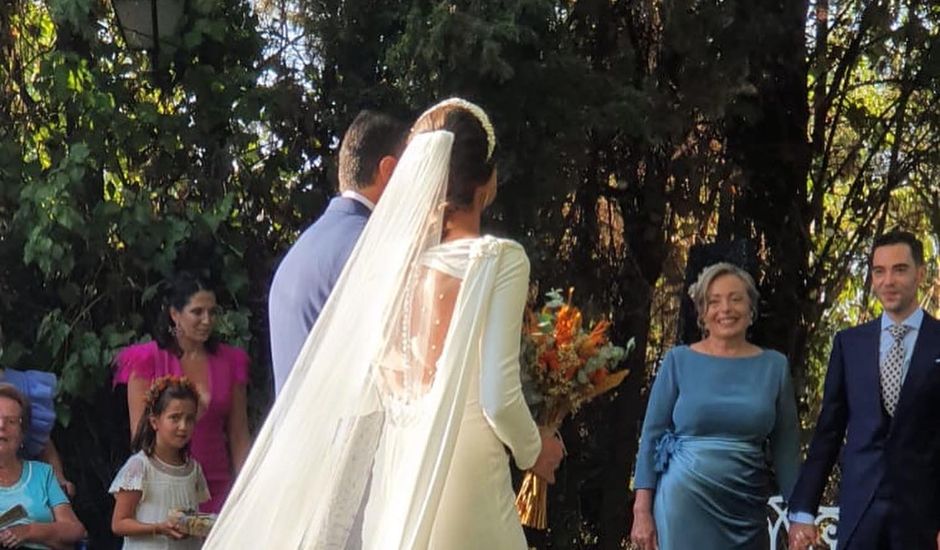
419,97,496,161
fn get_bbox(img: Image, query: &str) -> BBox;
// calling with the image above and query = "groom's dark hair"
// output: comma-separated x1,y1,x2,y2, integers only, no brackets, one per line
338,110,408,192
871,229,924,266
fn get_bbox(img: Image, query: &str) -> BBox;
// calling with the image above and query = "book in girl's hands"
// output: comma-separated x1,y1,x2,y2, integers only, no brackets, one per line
0,504,27,530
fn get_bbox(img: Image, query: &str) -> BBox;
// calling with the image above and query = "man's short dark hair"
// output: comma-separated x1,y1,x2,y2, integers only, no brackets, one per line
338,110,407,191
871,229,925,266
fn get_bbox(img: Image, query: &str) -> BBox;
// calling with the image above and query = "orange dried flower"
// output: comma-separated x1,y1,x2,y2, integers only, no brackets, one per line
578,320,610,358
590,368,608,385
539,350,561,371
563,362,581,381
553,305,582,345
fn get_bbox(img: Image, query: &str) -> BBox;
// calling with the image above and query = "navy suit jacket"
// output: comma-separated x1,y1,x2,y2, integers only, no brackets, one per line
268,196,371,394
789,312,940,549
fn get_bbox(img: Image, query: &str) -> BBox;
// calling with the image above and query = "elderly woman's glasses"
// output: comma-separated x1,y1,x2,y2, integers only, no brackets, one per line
0,416,22,427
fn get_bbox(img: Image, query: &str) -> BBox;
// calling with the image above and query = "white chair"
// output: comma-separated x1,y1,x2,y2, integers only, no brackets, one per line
767,495,839,550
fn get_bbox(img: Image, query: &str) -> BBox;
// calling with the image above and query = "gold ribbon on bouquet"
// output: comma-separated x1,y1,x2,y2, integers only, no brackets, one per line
515,369,629,529
515,406,566,530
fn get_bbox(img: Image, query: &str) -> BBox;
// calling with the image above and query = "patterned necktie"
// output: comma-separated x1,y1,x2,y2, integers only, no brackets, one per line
880,323,912,416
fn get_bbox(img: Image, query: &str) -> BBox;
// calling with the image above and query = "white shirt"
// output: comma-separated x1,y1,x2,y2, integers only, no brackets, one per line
341,190,375,211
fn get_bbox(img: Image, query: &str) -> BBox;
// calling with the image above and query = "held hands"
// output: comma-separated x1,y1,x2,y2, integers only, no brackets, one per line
530,430,565,484
788,522,820,550
629,510,658,550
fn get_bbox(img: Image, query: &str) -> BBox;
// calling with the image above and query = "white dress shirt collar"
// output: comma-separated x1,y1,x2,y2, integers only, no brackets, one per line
341,190,375,211
881,307,924,332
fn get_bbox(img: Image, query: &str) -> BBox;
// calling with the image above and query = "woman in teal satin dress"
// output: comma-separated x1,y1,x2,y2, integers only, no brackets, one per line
630,262,801,550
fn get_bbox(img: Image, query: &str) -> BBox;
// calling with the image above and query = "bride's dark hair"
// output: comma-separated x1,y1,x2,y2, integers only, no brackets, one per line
411,103,496,211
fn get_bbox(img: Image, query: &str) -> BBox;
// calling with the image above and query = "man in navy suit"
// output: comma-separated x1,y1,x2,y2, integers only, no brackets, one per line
269,111,407,395
789,230,940,550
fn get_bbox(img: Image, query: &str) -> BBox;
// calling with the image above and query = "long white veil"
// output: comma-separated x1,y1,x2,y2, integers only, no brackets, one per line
205,129,509,549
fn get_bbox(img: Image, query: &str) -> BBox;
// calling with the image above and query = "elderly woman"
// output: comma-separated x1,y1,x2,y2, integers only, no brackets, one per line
0,368,72,497
630,262,801,550
0,384,86,550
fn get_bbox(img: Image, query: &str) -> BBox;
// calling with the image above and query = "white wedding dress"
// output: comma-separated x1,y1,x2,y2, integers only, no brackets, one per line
204,131,542,550
364,237,542,550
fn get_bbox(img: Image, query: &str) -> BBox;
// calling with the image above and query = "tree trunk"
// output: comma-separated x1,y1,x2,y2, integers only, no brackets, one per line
725,0,813,377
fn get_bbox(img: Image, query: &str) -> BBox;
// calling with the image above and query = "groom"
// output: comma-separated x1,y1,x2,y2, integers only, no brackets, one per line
788,230,940,549
269,110,407,395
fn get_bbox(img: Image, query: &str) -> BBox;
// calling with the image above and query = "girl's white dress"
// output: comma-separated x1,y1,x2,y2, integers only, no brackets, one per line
110,451,210,550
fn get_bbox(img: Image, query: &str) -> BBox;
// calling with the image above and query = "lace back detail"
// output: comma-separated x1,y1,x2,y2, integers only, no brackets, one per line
377,264,461,424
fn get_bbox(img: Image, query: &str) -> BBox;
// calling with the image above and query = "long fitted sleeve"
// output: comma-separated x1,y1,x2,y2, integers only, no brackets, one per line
769,358,801,500
478,244,542,470
633,351,679,489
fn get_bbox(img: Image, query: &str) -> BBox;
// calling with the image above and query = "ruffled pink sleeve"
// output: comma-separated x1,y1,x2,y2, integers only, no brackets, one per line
113,341,158,386
219,344,250,385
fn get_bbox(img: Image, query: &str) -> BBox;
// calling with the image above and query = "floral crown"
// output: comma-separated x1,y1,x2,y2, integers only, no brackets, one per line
145,375,197,410
418,97,496,161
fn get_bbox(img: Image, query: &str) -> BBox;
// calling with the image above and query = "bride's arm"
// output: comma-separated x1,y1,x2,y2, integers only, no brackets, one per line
479,245,542,470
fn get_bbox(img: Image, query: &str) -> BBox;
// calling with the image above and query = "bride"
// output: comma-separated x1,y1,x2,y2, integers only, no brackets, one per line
204,98,564,549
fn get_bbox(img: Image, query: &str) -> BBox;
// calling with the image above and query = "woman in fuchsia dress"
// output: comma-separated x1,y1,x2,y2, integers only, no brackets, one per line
115,272,251,513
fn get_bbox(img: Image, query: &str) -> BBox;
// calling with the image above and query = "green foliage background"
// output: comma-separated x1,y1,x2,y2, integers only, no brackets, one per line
1,0,939,547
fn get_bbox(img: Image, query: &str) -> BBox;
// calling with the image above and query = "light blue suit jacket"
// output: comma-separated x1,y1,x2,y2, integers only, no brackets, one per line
268,196,370,394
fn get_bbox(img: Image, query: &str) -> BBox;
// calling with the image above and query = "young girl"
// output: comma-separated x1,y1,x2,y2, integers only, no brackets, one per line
111,376,210,549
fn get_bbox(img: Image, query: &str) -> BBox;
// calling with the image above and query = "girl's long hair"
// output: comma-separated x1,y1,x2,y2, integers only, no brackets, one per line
132,376,200,458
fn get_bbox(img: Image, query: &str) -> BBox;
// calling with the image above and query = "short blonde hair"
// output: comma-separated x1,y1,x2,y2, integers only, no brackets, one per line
688,262,759,332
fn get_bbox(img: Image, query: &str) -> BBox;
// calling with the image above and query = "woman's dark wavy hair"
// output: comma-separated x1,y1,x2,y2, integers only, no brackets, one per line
154,271,220,356
411,104,496,212
131,376,199,458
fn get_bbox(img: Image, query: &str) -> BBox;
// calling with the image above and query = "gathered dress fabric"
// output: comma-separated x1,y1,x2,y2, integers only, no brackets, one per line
634,346,800,549
114,341,249,513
